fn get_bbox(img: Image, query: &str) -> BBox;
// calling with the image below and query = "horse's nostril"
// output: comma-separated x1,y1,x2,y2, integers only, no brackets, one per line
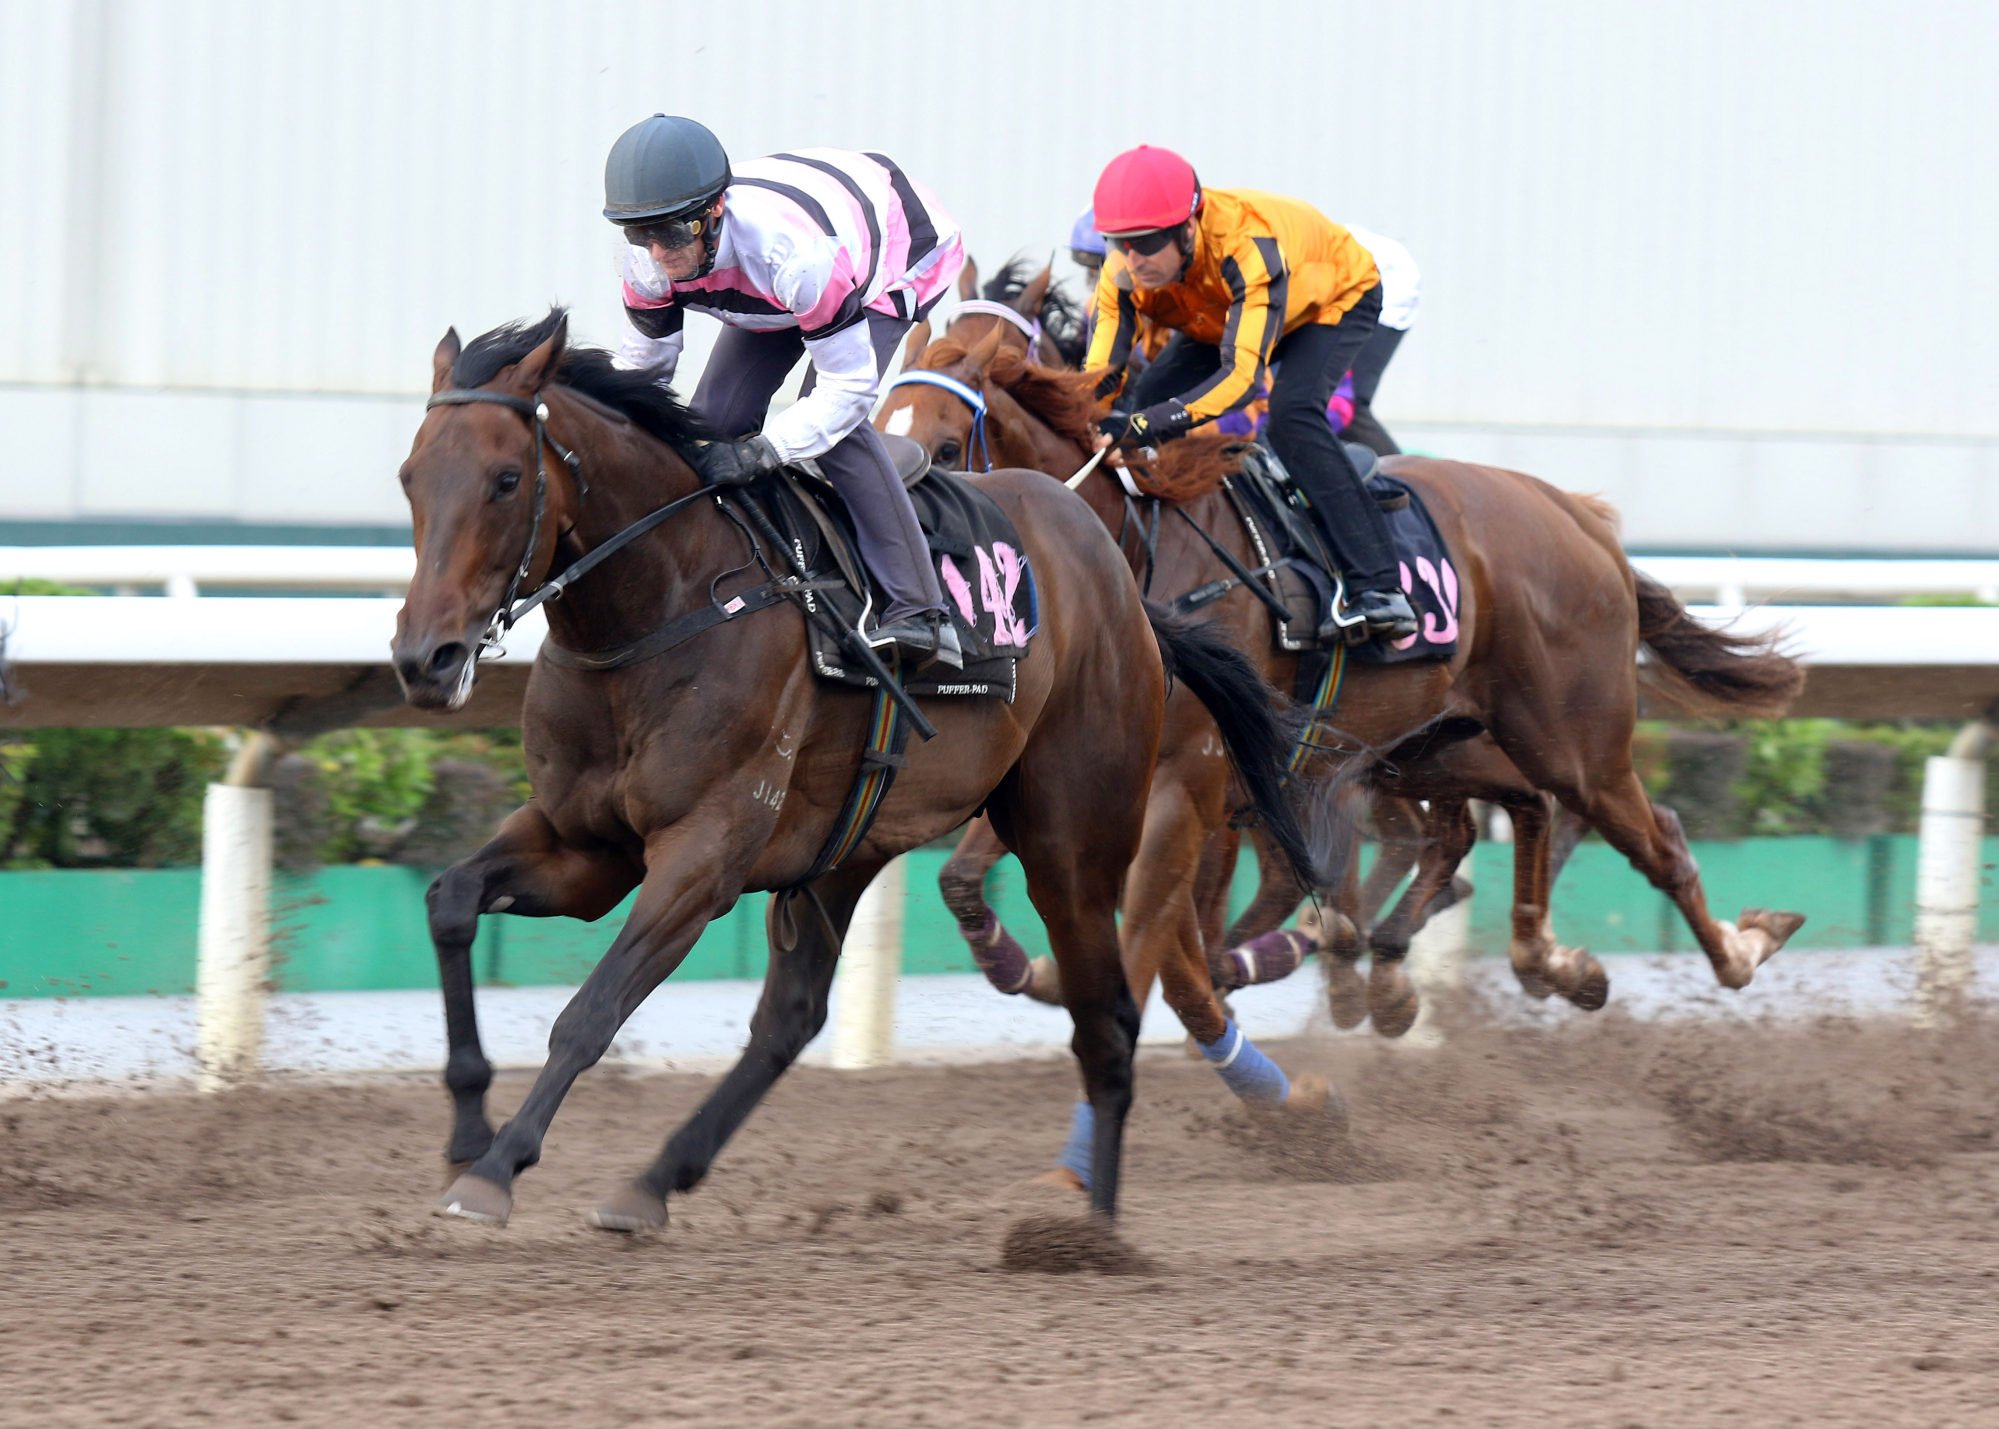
427,642,467,677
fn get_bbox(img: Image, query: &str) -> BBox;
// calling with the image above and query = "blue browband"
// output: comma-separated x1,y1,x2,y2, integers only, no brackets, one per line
883,370,992,472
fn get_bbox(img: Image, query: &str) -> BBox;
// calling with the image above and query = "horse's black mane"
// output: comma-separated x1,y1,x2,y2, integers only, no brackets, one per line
982,256,1088,367
451,308,715,447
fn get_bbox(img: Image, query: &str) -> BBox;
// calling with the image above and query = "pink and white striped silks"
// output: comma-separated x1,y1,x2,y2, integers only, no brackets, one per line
616,149,965,463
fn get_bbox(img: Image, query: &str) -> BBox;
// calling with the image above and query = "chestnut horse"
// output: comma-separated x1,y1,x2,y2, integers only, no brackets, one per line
391,310,1318,1228
876,325,1808,1042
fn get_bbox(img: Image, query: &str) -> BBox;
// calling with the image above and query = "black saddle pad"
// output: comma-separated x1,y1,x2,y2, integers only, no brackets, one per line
1229,447,1460,665
768,468,1038,700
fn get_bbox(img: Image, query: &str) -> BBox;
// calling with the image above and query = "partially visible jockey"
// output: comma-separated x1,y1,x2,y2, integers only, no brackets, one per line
1084,147,1418,641
1068,207,1107,282
1339,225,1421,456
1067,207,1159,371
606,115,967,667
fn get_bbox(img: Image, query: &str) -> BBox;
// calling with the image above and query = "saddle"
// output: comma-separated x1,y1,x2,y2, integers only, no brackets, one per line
1216,443,1460,667
765,432,1038,700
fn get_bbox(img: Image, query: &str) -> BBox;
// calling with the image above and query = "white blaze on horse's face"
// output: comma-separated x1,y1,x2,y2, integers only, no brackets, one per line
881,403,915,437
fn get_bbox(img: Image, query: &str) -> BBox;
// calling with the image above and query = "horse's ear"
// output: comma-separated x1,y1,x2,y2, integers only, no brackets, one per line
957,256,979,300
901,319,931,369
960,321,1006,380
506,313,569,393
1019,264,1053,316
432,328,462,392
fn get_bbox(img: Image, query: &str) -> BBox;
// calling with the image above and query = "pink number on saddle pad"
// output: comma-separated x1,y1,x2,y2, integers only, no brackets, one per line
1415,556,1461,644
992,542,1028,646
975,545,1030,648
939,554,979,630
1392,561,1420,651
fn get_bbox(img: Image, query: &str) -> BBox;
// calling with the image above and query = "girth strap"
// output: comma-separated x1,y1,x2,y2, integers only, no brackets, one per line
792,681,912,886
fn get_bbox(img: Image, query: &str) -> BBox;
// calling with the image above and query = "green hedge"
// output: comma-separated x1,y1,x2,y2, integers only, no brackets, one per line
0,717,1987,870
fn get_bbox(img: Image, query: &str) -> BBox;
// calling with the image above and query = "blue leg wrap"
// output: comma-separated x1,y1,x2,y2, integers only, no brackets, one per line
1200,1019,1290,1105
1056,1100,1095,1187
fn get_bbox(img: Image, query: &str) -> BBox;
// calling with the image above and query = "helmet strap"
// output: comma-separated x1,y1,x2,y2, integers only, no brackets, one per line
691,197,725,279
1170,220,1198,278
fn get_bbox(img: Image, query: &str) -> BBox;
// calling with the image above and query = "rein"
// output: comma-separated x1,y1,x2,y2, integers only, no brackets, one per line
423,388,742,642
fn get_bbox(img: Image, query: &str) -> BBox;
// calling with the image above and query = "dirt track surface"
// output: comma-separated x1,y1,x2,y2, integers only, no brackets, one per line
4,999,1997,1427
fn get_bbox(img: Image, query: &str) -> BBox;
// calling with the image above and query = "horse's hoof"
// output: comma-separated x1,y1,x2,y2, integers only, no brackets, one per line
1742,907,1807,947
1717,909,1805,988
1368,964,1420,1039
1284,1073,1351,1139
436,1172,513,1226
1544,943,1610,1011
1559,950,1610,1011
1325,957,1369,1029
1508,939,1555,999
589,1182,668,1233
1023,955,1065,1006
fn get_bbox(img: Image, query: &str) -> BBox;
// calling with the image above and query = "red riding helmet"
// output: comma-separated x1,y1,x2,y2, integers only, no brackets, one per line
1092,145,1202,236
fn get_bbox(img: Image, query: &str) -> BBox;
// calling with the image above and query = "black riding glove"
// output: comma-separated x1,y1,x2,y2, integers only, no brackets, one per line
1096,399,1192,450
690,434,783,487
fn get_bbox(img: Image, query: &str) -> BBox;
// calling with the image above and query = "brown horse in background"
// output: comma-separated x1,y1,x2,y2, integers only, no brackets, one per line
941,256,1089,370
390,310,1318,1227
877,325,1809,1038
881,322,1592,1027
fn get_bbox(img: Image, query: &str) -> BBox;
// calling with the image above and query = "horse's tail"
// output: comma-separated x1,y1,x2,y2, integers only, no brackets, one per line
1634,571,1805,718
1145,603,1321,891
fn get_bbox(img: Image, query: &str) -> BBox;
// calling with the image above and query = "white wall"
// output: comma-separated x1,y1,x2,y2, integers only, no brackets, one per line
2,0,1994,546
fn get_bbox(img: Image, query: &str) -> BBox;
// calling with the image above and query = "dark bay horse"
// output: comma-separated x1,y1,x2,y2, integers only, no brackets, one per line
391,310,1316,1228
875,327,1809,1037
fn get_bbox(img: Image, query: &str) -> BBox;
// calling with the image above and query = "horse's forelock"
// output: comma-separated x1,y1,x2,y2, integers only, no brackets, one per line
451,308,569,390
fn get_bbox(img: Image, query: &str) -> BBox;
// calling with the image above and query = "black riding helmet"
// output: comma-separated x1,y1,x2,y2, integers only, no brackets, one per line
604,115,732,276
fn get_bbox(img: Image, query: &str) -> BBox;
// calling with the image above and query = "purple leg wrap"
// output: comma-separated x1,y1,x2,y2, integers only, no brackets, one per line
1216,929,1313,990
1057,1101,1094,1187
1199,1019,1290,1105
965,913,1033,995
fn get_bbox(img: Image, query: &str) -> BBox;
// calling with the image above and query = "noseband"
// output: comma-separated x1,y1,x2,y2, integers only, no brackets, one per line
880,370,993,472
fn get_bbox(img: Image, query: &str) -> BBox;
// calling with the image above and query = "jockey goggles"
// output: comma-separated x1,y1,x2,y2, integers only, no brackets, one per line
622,211,713,252
1107,227,1180,257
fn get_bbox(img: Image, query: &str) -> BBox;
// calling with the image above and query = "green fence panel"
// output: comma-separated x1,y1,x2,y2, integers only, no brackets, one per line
0,869,203,996
2,836,1993,1000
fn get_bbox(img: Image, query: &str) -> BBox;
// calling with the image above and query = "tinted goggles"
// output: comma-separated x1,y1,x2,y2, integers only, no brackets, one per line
622,213,711,251
1107,227,1179,257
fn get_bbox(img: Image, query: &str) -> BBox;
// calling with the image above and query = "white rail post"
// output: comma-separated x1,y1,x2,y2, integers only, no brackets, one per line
830,855,905,1069
1912,718,1993,1026
195,783,274,1090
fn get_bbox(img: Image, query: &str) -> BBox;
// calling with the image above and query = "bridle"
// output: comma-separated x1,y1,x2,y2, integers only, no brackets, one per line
947,298,1043,364
880,368,1109,489
879,370,993,472
423,386,709,662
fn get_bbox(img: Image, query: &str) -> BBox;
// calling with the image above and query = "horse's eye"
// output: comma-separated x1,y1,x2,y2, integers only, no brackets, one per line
492,469,522,499
937,442,962,467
